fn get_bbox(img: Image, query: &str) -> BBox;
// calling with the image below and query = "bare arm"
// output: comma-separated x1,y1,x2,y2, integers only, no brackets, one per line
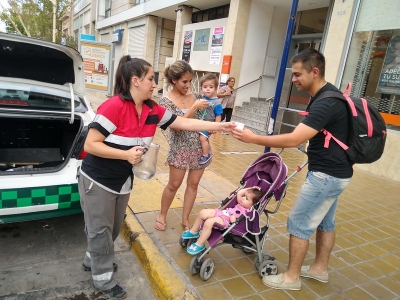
231,123,318,148
217,88,231,98
182,99,209,118
169,116,236,132
84,128,144,165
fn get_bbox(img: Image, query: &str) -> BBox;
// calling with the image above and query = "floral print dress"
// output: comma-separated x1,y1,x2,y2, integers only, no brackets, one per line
160,95,211,170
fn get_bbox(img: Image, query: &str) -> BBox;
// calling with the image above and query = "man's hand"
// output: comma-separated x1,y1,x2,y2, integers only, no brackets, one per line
231,127,256,143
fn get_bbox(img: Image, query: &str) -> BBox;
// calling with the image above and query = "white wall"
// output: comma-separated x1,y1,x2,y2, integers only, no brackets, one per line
259,6,287,100
181,18,228,73
236,1,273,106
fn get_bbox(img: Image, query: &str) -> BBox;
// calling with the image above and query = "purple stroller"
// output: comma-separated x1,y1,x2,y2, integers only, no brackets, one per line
180,152,297,281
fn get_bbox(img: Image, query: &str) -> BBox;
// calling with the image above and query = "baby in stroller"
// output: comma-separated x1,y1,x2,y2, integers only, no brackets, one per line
178,152,290,281
181,186,264,255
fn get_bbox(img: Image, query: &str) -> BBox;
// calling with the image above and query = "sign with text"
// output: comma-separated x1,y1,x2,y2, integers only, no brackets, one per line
182,30,193,62
81,42,111,92
376,30,400,95
193,28,210,51
209,27,224,64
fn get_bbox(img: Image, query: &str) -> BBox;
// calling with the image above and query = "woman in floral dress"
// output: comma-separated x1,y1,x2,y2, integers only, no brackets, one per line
155,61,210,231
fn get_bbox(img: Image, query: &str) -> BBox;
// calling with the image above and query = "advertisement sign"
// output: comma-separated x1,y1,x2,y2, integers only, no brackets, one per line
210,27,224,65
81,42,111,92
182,30,193,62
376,30,400,95
193,28,210,51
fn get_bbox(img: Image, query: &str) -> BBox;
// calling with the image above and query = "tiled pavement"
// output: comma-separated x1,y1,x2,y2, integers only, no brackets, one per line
131,129,400,300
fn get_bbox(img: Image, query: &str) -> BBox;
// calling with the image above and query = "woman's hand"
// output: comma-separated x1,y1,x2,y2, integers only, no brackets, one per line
225,91,231,96
220,122,237,132
125,146,145,165
194,99,209,110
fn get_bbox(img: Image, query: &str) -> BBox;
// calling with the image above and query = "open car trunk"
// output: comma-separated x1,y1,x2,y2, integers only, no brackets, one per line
0,115,83,173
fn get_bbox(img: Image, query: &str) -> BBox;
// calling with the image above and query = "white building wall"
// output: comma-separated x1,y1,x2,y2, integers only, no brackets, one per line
181,19,228,73
259,6,287,100
238,1,273,106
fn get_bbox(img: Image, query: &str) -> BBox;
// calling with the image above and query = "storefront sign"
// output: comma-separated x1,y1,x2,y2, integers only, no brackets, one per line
376,31,400,95
209,27,224,65
182,30,193,62
81,42,111,92
193,28,210,51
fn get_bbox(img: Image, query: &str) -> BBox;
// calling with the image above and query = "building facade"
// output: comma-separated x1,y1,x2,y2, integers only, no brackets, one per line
71,0,400,181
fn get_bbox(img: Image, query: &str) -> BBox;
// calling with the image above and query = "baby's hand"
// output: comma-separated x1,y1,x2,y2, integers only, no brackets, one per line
229,215,236,223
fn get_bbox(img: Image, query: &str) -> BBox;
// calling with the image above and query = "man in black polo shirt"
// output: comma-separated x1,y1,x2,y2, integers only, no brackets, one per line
232,48,352,291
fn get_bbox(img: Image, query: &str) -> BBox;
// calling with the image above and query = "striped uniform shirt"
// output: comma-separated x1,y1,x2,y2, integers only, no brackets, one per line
80,93,176,194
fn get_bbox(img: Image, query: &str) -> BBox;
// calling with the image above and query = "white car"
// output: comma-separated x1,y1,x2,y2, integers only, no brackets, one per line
0,33,95,223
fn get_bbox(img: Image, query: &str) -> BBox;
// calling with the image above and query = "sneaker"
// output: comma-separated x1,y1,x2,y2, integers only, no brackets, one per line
181,230,200,240
222,131,229,135
95,284,126,299
83,263,118,272
187,243,205,255
198,155,212,165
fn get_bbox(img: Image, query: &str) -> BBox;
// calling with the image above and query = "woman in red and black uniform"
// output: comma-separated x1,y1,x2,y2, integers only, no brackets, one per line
78,56,235,299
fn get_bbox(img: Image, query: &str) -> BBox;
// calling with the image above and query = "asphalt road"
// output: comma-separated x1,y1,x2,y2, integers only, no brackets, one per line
0,213,155,300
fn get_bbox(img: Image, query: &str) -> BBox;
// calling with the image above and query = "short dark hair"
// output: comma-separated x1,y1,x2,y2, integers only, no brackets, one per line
291,48,325,77
200,73,219,88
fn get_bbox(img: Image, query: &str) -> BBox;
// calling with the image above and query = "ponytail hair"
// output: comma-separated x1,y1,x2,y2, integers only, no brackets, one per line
113,55,152,99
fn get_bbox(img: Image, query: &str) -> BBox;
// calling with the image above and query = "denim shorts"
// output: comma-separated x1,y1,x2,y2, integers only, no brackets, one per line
287,171,351,240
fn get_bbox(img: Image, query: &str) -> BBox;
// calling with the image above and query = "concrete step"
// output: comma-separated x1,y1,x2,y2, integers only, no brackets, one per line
232,115,267,135
232,97,271,135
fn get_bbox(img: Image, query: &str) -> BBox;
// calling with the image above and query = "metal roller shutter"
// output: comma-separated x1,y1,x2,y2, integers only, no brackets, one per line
128,25,145,59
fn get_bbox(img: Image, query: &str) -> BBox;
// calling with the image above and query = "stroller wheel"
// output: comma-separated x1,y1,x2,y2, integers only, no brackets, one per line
179,236,188,248
200,258,215,281
257,260,278,277
241,246,253,254
189,255,202,275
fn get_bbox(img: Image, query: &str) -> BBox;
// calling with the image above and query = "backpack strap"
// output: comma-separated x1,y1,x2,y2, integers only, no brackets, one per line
322,130,349,150
299,84,352,151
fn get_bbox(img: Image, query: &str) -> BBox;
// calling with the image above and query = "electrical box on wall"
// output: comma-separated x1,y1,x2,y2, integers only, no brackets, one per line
264,56,278,77
112,29,122,43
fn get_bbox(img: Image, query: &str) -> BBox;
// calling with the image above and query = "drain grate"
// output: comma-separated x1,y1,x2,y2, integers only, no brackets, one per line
220,151,260,155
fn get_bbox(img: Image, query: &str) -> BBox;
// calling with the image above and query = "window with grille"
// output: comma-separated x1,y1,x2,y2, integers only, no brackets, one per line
105,0,111,18
192,4,229,23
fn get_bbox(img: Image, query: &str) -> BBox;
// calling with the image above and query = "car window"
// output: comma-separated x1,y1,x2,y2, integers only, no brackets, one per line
0,83,87,112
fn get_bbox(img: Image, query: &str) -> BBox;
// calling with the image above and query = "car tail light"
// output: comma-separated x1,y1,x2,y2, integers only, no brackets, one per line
78,150,87,160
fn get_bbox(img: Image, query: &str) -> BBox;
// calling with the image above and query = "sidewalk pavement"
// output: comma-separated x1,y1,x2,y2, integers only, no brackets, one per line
85,93,400,299
122,129,400,300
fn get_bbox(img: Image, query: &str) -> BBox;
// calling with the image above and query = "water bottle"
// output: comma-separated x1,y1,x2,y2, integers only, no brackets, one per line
133,143,160,180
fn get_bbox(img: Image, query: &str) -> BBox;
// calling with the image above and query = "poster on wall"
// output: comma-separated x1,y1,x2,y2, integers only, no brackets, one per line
182,30,193,62
81,41,111,92
376,30,400,95
193,28,210,51
209,27,224,65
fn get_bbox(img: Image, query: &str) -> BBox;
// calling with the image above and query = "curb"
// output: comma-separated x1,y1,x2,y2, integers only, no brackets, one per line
121,209,197,300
